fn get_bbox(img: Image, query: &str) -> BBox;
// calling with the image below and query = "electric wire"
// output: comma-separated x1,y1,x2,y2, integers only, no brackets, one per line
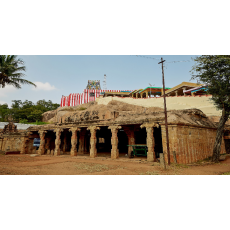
134,55,192,63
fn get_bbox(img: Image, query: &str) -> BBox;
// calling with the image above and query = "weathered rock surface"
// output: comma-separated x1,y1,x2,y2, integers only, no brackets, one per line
40,100,217,129
42,110,57,122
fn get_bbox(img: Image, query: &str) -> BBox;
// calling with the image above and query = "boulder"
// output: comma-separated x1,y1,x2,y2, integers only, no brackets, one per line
219,155,226,161
42,110,57,122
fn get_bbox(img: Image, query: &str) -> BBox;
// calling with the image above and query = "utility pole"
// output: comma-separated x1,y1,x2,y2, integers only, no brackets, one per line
158,57,170,165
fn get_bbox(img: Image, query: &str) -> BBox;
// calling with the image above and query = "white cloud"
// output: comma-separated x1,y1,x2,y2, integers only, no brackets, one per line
0,100,7,104
0,85,18,106
32,82,57,91
0,85,18,98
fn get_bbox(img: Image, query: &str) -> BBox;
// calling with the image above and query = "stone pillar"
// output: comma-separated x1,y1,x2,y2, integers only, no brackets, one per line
175,90,178,96
146,127,155,162
109,126,122,159
38,130,47,155
20,137,29,154
54,129,63,156
141,123,157,162
87,126,100,158
2,137,7,152
69,128,80,156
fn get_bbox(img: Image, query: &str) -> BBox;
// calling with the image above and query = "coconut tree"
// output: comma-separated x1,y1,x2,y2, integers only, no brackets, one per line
0,55,36,88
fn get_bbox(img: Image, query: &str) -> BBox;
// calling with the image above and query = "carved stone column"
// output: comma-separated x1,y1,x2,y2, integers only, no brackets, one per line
109,126,121,159
141,123,157,162
146,127,155,162
87,126,100,158
20,137,29,154
69,128,80,156
54,129,63,156
38,130,47,155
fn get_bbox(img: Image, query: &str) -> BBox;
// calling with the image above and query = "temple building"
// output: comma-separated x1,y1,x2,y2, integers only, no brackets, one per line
11,100,228,164
0,80,228,164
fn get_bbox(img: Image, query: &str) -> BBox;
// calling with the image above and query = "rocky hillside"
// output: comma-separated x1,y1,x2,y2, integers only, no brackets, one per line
41,100,219,128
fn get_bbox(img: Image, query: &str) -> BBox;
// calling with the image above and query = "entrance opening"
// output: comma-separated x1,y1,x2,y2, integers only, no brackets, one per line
28,131,40,153
135,127,146,144
154,126,163,158
46,130,56,152
60,129,72,153
96,127,111,153
118,129,128,153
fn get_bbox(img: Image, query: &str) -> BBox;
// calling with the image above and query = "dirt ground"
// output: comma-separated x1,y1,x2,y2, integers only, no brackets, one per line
1,153,230,175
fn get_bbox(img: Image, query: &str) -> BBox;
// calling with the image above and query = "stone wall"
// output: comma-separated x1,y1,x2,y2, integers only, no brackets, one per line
161,124,226,164
0,138,3,151
1,134,24,152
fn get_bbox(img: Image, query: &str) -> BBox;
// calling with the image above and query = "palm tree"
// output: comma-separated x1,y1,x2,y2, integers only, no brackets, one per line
0,55,36,88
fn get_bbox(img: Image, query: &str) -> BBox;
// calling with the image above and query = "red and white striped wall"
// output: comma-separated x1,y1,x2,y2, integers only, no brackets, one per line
60,93,84,107
60,89,131,107
83,89,122,104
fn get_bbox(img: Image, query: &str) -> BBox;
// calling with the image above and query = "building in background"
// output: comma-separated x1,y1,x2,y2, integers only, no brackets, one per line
60,80,132,107
60,80,206,107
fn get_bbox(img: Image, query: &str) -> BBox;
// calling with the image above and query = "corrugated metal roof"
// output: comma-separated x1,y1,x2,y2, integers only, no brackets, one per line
163,82,203,95
0,122,37,130
139,87,171,94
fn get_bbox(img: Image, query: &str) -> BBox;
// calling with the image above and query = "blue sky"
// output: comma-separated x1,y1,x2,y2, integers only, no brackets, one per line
1,55,197,107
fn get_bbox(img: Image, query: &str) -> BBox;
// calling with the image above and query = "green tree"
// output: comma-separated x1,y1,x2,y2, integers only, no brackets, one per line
0,55,36,88
0,104,10,121
36,99,59,112
11,100,22,109
191,55,230,162
27,109,43,122
9,99,59,123
21,100,34,109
